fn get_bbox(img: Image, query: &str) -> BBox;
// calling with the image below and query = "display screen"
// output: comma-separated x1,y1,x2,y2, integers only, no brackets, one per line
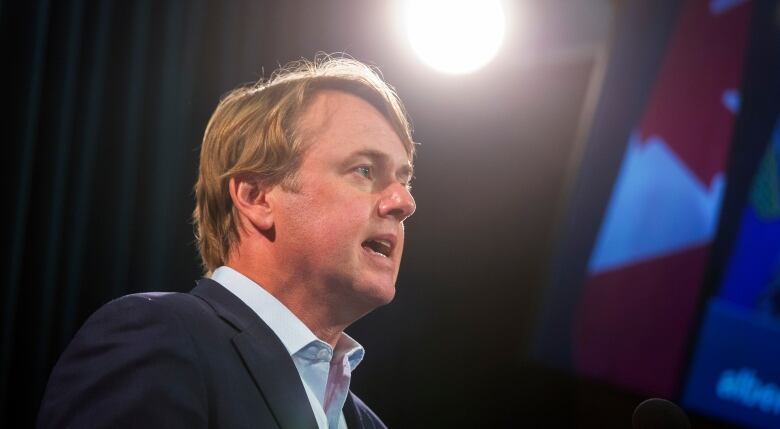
532,1,780,427
683,118,780,428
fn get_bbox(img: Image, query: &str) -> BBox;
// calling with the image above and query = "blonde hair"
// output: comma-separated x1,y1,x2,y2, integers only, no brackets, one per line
193,56,414,274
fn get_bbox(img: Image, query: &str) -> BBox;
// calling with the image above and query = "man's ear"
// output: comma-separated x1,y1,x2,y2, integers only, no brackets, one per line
229,173,274,232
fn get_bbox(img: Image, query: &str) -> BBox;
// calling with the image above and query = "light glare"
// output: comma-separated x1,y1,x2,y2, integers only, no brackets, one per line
405,0,506,74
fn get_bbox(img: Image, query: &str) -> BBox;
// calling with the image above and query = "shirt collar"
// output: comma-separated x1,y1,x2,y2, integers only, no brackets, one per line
210,266,364,368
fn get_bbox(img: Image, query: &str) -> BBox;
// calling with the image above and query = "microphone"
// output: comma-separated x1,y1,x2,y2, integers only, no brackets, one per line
632,398,691,429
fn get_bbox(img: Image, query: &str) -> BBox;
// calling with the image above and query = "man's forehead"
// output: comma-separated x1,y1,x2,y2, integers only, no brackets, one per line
298,90,412,158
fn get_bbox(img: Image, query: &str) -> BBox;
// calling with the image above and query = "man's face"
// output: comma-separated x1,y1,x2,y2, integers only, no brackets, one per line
268,90,416,316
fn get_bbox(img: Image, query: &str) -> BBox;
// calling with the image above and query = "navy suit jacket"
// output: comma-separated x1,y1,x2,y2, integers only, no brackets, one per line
38,278,386,429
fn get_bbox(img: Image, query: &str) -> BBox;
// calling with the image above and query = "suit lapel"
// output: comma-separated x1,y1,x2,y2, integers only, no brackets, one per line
344,391,387,429
343,393,364,429
192,279,318,429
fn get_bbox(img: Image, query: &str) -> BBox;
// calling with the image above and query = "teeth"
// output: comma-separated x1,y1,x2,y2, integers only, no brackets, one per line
364,239,391,257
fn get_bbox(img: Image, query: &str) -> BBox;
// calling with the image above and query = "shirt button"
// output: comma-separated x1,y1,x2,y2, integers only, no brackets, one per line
317,349,330,360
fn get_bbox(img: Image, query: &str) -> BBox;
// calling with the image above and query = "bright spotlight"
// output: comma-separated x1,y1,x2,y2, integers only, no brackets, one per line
404,0,506,74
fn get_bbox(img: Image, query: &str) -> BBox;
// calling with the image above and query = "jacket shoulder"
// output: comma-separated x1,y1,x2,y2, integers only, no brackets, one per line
38,291,211,428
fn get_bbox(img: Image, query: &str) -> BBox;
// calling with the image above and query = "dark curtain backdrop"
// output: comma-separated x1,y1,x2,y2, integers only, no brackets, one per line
4,0,665,427
4,0,308,424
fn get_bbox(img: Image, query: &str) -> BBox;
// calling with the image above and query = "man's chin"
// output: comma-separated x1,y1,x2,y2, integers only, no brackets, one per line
354,281,396,311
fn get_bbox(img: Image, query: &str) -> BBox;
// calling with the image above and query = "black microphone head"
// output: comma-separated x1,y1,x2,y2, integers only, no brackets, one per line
632,398,691,429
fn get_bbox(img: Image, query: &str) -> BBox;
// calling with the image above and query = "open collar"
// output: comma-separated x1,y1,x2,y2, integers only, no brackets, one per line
191,278,319,429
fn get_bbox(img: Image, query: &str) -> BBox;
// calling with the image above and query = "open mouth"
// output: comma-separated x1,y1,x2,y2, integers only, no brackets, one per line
362,239,392,257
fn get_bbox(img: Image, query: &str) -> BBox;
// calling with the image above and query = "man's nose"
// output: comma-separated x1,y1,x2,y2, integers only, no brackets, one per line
378,183,416,221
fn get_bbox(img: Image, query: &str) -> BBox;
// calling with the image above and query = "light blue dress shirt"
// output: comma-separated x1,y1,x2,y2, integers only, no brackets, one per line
211,266,365,429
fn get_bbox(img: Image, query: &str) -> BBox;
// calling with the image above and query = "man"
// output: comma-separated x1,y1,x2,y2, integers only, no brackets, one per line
38,57,416,428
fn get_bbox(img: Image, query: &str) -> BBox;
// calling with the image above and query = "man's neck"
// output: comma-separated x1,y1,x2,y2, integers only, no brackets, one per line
224,262,350,349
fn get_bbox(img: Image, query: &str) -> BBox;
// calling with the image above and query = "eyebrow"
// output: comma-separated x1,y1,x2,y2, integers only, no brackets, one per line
348,149,414,181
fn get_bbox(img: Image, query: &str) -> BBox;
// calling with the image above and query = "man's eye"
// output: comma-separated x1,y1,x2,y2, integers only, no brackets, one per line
356,166,371,178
